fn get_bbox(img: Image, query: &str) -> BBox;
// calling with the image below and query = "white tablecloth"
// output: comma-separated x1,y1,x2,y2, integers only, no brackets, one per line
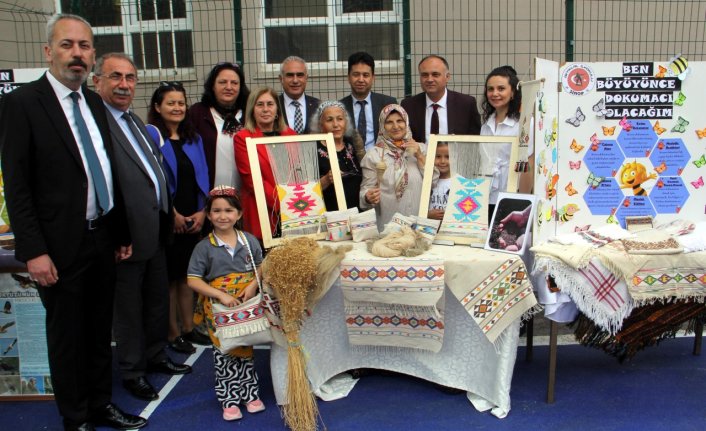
270,263,522,418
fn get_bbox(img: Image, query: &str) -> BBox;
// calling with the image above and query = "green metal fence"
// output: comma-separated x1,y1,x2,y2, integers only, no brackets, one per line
1,0,705,116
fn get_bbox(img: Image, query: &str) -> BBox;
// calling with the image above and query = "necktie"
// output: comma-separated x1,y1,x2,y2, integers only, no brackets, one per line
356,100,367,143
122,112,169,213
292,100,304,133
69,92,109,215
430,103,440,135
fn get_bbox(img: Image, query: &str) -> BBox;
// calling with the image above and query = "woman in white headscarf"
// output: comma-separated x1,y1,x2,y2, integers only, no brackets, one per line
359,104,427,230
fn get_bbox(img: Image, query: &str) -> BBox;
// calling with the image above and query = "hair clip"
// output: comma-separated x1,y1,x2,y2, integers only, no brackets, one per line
209,185,238,197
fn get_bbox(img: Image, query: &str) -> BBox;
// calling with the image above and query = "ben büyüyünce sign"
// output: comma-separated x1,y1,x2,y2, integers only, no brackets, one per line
597,62,681,119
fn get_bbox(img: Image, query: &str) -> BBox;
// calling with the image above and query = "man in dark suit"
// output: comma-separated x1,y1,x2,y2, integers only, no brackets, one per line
0,14,146,430
93,52,190,402
401,55,481,143
277,56,320,134
340,51,397,150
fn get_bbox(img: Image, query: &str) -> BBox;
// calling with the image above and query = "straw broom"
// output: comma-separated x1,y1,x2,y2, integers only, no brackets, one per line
262,237,321,431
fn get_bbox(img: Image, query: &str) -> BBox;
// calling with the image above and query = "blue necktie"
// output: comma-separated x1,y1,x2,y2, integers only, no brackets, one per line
356,100,367,143
69,92,109,214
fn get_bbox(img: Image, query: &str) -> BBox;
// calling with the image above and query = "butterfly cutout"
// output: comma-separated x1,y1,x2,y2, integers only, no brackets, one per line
606,214,619,225
676,206,681,214
570,139,585,153
693,154,706,168
695,128,706,139
674,91,687,106
592,98,607,117
574,225,591,232
691,176,704,189
537,91,546,113
653,121,666,135
602,126,616,136
672,116,689,133
656,179,664,188
654,161,667,173
565,107,586,127
590,133,600,146
569,160,581,170
565,181,578,196
623,198,630,208
619,116,632,132
657,141,665,150
586,172,604,189
678,167,684,175
655,65,668,78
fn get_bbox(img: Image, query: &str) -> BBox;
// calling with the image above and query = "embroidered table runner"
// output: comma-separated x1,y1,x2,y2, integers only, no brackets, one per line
444,252,538,345
340,248,445,352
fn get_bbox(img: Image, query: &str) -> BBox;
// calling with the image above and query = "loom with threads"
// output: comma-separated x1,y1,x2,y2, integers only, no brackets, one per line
268,141,326,237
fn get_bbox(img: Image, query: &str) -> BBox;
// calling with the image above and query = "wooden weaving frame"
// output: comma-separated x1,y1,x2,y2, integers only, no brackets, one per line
246,133,347,248
418,134,521,245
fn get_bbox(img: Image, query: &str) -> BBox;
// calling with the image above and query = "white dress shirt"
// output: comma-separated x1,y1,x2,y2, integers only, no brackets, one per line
46,71,114,219
480,112,519,204
424,89,449,143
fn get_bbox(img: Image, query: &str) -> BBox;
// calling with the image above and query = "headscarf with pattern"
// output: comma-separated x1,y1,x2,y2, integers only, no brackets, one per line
374,104,412,200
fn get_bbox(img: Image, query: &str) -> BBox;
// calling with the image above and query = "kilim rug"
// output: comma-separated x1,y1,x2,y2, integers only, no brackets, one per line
277,181,326,236
438,175,490,246
571,299,706,362
446,255,538,345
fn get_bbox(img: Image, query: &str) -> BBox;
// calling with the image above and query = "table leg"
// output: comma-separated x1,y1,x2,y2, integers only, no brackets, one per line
525,316,534,362
546,320,558,404
693,320,703,356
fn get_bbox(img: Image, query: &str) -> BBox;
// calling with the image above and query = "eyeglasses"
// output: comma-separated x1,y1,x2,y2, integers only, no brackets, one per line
159,81,184,88
101,72,138,83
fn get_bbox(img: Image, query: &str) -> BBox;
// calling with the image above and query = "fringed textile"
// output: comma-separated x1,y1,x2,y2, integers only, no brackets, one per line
571,300,706,362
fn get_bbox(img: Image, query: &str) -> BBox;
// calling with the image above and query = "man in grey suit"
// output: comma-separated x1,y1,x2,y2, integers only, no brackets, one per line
93,53,190,402
278,56,320,134
341,51,397,150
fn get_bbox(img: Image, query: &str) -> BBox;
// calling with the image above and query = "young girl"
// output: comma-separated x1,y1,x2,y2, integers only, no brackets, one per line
428,143,450,220
186,186,265,421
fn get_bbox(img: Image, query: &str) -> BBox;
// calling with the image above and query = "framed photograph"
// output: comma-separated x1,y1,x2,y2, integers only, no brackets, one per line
418,134,521,246
246,133,347,248
485,192,536,255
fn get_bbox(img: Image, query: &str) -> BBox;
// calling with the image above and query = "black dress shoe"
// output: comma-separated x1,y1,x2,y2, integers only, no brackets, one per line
182,329,212,346
147,358,192,375
92,403,148,430
123,376,158,401
168,335,195,354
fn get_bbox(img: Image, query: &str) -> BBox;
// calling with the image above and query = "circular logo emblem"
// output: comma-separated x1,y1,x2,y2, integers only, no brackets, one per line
561,64,595,96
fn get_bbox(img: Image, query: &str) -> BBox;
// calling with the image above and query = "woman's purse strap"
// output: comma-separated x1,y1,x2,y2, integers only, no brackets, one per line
237,230,263,300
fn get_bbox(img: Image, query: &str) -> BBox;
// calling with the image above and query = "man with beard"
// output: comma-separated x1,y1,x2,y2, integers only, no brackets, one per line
0,14,146,430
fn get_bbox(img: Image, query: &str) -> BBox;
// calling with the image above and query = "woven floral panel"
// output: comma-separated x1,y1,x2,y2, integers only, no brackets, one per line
277,181,326,236
439,175,490,245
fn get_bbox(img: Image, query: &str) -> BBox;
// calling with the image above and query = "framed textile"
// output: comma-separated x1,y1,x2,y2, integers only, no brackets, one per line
418,134,520,245
246,133,347,248
485,192,536,255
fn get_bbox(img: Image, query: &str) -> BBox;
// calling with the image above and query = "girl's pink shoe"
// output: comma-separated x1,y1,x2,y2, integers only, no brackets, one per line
223,406,242,421
246,399,265,414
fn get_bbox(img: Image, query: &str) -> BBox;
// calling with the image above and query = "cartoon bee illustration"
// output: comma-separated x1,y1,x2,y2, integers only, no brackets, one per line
545,174,559,199
556,204,580,223
667,54,689,80
619,160,657,196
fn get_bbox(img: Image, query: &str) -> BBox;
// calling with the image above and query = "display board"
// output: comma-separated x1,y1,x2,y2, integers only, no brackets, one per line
533,58,706,237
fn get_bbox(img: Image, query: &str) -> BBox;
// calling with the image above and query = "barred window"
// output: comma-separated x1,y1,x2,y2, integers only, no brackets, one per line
263,0,401,65
59,0,194,71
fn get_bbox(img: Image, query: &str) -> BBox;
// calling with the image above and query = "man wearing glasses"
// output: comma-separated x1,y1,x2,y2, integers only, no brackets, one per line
93,52,190,402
